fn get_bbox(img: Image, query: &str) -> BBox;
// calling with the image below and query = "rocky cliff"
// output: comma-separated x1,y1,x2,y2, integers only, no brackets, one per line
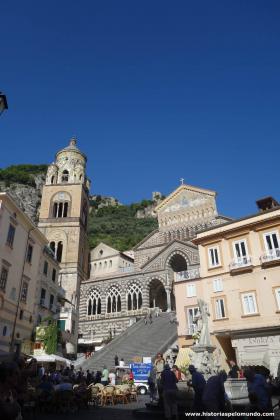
0,174,45,222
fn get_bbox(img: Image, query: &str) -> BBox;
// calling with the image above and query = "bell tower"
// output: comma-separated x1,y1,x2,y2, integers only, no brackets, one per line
38,138,90,309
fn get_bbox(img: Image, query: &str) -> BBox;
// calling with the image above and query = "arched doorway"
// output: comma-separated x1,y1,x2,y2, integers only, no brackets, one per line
149,279,167,311
166,252,189,311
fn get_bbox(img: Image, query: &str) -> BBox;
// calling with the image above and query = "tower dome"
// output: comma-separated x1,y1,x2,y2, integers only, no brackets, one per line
56,137,87,161
46,138,89,185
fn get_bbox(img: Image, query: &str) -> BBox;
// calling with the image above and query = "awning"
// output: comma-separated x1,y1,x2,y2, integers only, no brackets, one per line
175,348,193,369
239,351,270,369
32,354,72,366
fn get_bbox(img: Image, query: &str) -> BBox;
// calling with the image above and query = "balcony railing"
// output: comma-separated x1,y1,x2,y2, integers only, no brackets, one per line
229,256,252,271
175,268,200,282
260,249,280,264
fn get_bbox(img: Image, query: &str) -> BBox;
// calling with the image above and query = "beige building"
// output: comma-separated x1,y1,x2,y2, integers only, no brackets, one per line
35,245,64,326
176,197,280,376
0,193,55,353
38,138,90,353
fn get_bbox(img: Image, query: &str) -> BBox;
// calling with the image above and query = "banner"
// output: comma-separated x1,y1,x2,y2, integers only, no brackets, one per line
130,363,152,382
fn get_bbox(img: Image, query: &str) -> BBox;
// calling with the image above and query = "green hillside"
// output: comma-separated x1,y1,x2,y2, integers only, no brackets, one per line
88,201,158,251
0,164,159,252
0,164,48,187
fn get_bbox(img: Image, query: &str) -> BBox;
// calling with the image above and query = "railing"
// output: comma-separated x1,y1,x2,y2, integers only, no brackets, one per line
260,249,280,264
126,308,146,316
229,256,252,270
60,306,77,315
175,268,200,282
119,266,134,273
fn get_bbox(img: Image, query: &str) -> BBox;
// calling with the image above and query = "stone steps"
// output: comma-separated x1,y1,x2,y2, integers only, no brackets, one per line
82,312,177,372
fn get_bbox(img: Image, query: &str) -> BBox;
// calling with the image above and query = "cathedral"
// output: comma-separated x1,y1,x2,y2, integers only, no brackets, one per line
78,180,231,351
38,139,231,354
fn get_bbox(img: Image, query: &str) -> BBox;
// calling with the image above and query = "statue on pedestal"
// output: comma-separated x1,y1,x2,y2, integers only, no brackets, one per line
193,298,210,347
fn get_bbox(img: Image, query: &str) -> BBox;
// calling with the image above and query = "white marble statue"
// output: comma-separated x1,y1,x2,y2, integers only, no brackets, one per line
194,299,211,346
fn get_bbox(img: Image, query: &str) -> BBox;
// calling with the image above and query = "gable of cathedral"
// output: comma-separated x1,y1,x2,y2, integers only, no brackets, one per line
156,184,217,231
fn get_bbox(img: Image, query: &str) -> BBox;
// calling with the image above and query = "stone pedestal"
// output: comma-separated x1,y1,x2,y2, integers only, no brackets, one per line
190,344,217,378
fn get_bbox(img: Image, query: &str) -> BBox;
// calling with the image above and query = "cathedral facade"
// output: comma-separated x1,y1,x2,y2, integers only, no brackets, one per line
78,183,230,350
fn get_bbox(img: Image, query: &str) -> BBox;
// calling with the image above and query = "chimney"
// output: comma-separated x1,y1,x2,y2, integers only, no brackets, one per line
256,196,279,212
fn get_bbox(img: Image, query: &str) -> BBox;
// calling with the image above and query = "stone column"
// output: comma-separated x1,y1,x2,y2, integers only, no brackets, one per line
166,287,172,312
142,284,150,311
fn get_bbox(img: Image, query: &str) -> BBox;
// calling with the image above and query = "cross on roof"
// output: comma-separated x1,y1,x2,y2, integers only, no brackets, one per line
180,178,184,185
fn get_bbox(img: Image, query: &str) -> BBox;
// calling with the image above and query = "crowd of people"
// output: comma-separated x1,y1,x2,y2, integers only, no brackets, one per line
148,354,280,420
0,356,133,419
1,352,280,420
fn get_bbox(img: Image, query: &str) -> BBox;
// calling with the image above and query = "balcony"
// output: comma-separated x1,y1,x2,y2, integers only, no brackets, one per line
175,268,200,282
229,256,253,274
260,249,280,267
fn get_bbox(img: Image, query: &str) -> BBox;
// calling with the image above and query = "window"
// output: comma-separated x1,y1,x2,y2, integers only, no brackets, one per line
71,320,76,335
10,287,16,301
43,261,48,275
6,224,15,247
49,294,54,310
2,326,7,336
264,232,280,256
215,298,226,319
40,288,46,306
26,244,33,263
186,283,196,297
20,281,28,302
0,266,8,291
106,286,121,313
233,239,248,262
82,201,88,226
56,242,63,262
213,278,223,292
275,288,280,310
52,268,56,282
53,201,69,218
242,292,258,315
127,283,142,310
87,289,102,316
19,310,24,320
208,246,220,267
61,170,69,183
187,307,199,335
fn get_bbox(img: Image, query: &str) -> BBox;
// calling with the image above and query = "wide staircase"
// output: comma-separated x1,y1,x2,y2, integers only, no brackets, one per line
81,312,177,372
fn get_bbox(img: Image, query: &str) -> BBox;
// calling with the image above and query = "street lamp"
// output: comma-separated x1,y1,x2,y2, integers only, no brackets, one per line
0,92,8,116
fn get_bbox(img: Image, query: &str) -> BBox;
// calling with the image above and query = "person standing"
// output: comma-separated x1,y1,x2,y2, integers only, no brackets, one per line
202,371,228,414
101,366,109,386
148,367,157,403
228,360,239,379
109,369,116,385
161,364,178,420
114,355,119,366
172,365,182,381
244,368,272,413
154,353,165,404
188,365,206,412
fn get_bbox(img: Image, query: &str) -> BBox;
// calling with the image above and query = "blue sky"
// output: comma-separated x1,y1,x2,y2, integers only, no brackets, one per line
1,1,280,218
